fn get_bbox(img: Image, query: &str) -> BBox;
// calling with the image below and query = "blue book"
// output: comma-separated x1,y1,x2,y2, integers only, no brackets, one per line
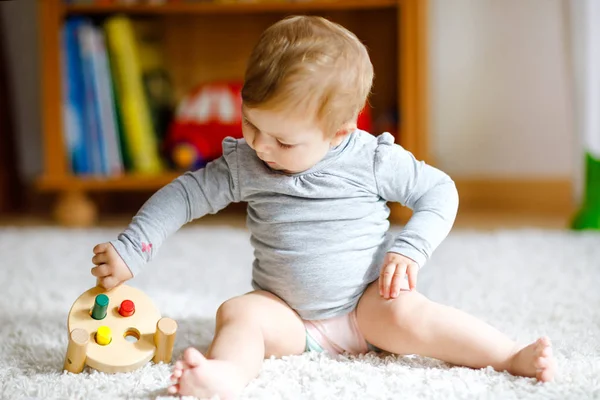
87,24,123,176
78,19,106,175
61,18,90,175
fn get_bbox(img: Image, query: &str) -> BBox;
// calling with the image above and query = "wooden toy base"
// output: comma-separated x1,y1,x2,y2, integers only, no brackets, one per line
64,284,177,374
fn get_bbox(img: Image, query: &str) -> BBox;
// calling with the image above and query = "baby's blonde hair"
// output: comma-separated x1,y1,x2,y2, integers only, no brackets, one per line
241,15,374,136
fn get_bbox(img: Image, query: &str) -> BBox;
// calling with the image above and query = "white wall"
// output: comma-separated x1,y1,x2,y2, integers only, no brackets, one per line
429,0,575,179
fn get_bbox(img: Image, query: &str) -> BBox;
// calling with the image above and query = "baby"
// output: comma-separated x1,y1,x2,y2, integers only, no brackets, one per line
91,15,556,399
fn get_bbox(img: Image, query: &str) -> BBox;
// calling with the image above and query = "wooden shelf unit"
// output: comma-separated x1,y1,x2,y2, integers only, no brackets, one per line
38,173,182,192
64,0,398,15
37,0,428,226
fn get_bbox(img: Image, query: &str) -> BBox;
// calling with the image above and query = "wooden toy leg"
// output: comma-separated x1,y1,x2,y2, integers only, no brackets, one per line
64,328,89,373
153,318,178,364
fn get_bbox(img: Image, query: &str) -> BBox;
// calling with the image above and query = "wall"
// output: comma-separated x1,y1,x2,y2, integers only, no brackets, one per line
429,0,575,181
0,0,42,182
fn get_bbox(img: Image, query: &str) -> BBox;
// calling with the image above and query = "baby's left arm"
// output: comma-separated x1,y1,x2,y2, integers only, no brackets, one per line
374,133,459,297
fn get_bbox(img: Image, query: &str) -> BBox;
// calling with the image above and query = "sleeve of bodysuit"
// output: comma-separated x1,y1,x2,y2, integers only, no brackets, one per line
373,132,459,268
109,138,241,276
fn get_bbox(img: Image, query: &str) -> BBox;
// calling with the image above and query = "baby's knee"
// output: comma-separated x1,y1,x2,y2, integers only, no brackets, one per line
216,296,250,324
216,292,272,325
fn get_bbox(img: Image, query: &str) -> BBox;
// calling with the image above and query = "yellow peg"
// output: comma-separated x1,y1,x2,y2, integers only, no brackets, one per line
96,326,112,346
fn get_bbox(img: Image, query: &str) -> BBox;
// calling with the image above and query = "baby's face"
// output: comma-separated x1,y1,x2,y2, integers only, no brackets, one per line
242,106,341,174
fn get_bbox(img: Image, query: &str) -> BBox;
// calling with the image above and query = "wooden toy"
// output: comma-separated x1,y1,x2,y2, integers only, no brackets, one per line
64,284,177,374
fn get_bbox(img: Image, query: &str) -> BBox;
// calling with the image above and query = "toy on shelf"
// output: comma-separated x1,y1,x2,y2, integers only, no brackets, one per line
163,81,245,171
63,284,177,374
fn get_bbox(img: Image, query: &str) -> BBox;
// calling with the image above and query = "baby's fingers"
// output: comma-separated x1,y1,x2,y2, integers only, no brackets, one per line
93,243,110,254
91,264,111,278
92,252,108,266
380,263,396,299
390,264,408,298
407,265,419,291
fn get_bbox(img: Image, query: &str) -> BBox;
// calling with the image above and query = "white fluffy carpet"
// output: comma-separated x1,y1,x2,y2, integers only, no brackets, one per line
0,225,599,399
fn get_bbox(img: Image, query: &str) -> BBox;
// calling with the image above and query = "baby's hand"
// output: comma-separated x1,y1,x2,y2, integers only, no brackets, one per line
379,252,419,299
91,243,133,290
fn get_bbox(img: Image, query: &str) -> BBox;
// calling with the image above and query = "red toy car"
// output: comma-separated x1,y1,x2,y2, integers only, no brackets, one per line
164,81,245,170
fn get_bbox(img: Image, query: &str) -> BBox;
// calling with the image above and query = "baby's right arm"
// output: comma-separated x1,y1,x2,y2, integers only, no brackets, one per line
91,139,240,289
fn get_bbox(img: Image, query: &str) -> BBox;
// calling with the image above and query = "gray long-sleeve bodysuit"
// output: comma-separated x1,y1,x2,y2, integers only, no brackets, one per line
111,130,459,320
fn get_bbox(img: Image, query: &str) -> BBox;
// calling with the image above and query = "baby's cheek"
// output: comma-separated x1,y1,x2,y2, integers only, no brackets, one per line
242,129,254,148
291,154,312,171
280,152,295,166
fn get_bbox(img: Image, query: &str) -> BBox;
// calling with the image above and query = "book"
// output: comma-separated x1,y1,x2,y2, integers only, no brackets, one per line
133,19,174,145
104,16,164,174
78,20,106,175
89,24,124,176
61,18,90,175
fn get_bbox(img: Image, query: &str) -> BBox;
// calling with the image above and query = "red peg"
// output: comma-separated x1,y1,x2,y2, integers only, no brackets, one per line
119,300,135,317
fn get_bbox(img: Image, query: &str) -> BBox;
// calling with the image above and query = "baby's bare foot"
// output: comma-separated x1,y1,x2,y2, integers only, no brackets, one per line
509,336,556,382
168,347,247,399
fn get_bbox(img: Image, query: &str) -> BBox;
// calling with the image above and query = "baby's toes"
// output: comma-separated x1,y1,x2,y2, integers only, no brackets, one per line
174,360,185,370
537,336,551,348
171,368,183,381
170,361,185,381
537,366,554,382
534,356,548,369
167,383,180,395
540,346,553,358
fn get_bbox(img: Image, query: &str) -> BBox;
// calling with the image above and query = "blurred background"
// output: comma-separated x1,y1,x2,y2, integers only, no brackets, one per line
0,0,596,230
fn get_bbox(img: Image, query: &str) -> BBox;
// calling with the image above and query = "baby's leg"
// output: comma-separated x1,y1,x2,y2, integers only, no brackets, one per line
169,290,306,399
356,280,556,382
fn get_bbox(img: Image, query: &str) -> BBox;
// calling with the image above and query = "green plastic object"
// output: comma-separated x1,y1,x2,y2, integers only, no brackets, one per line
91,294,109,320
572,152,600,230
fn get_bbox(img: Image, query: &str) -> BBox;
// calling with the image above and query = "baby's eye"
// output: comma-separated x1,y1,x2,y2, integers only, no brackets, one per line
242,119,256,130
277,141,295,150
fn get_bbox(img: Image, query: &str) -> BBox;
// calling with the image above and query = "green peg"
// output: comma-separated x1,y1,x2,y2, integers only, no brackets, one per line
91,294,109,320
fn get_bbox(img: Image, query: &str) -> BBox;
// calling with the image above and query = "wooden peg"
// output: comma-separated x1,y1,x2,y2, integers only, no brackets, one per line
153,317,178,364
64,328,89,373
